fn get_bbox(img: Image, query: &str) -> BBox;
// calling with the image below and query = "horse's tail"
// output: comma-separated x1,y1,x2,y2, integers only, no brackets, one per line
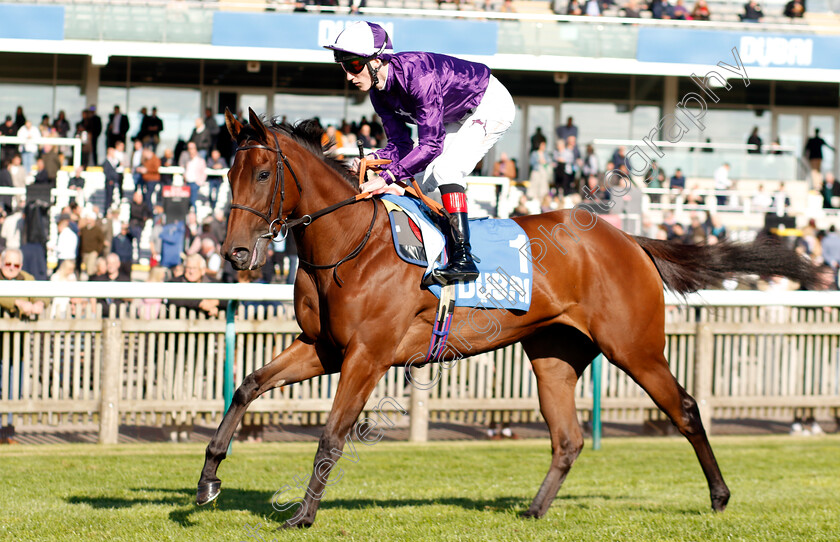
633,235,819,294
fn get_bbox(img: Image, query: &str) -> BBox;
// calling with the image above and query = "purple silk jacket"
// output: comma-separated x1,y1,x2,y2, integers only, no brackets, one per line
370,52,490,182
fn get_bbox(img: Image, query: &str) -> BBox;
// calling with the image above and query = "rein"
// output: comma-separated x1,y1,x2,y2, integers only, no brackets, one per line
231,128,376,285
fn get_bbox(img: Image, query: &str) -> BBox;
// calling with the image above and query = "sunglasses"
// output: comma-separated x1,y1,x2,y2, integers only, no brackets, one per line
3,262,21,269
340,57,367,75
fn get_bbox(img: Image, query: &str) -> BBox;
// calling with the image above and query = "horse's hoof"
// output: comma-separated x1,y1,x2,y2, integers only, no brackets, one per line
520,509,542,519
711,490,730,512
196,481,221,506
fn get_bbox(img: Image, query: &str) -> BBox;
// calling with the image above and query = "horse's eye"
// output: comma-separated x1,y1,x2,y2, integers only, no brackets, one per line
258,170,271,182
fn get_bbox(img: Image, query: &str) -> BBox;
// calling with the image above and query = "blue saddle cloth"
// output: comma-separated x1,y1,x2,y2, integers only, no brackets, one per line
382,194,532,311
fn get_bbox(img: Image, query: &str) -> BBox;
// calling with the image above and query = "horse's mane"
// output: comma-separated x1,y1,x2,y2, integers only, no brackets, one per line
239,117,359,189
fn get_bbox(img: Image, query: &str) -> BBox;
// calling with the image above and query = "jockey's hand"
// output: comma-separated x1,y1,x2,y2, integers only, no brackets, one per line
348,157,361,175
360,173,391,196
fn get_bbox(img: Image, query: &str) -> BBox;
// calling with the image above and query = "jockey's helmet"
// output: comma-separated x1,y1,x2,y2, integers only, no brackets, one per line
324,21,392,74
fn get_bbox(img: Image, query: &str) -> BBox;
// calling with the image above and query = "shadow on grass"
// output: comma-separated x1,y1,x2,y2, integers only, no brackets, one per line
67,488,632,527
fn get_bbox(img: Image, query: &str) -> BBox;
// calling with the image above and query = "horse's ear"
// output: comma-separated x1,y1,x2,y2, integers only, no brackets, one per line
224,108,244,142
248,108,269,143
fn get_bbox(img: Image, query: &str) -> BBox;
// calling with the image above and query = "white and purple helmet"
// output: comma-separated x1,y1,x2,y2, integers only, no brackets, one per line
324,21,393,62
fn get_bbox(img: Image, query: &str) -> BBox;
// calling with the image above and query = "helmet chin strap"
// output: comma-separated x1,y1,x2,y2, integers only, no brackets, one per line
366,59,382,89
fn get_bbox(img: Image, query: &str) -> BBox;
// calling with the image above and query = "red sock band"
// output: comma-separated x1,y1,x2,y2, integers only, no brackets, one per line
441,192,468,213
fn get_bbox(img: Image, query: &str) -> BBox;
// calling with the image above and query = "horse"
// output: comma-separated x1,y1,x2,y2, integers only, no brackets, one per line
196,108,817,528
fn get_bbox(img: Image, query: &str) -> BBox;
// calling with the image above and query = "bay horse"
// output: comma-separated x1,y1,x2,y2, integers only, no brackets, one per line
197,109,816,528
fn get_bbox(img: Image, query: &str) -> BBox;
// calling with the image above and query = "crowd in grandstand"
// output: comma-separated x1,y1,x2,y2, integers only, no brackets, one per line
1,102,839,323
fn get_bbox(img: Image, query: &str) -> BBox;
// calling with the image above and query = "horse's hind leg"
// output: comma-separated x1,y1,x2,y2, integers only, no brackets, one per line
196,338,339,506
521,329,596,519
608,348,730,512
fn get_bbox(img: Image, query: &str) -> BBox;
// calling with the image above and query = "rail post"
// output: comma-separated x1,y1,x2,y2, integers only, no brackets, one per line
591,353,603,451
694,323,714,435
224,300,239,454
409,365,430,442
99,314,122,445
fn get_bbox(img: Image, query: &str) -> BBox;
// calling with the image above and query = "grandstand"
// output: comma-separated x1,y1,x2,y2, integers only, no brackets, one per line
1,0,840,248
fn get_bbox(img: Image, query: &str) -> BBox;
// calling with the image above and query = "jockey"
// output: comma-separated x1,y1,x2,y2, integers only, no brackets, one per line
325,21,516,286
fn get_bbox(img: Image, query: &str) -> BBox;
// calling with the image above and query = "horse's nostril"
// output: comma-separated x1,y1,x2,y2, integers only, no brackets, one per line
231,247,250,263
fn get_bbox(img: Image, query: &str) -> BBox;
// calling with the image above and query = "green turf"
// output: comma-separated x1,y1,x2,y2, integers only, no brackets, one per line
1,435,838,541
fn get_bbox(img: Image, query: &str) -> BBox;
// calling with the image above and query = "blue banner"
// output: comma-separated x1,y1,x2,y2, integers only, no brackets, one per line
212,13,497,56
638,27,840,70
0,5,64,40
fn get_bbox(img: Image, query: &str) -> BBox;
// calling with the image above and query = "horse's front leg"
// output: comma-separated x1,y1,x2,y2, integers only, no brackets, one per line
282,347,392,528
197,337,339,506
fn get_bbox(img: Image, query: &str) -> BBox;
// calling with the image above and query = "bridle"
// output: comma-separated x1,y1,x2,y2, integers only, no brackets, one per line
230,130,303,240
230,128,377,285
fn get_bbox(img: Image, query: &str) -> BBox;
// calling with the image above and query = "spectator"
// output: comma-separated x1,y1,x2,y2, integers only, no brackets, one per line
0,116,16,164
530,128,547,153
669,168,686,192
110,222,134,278
52,110,70,138
199,237,223,282
49,260,79,318
54,216,78,272
183,142,207,210
208,208,228,248
820,225,840,270
652,0,675,18
16,120,38,174
0,163,12,214
581,144,599,179
611,146,628,171
713,163,732,206
6,155,26,189
773,182,791,211
804,128,833,173
106,105,129,149
708,214,727,241
204,107,220,152
38,114,51,137
671,0,690,19
747,127,763,154
89,253,130,313
141,265,168,319
88,105,103,165
130,139,145,196
136,147,161,212
128,190,151,260
556,117,579,142
553,139,575,196
189,118,212,158
78,210,105,279
67,166,86,208
621,0,643,16
101,146,123,211
510,194,530,217
144,106,164,151
527,141,551,202
784,0,804,17
752,183,774,210
567,0,583,14
691,0,711,19
821,173,840,209
492,152,517,181
13,106,26,131
357,124,376,149
769,137,783,155
0,248,46,319
741,0,764,21
167,253,225,317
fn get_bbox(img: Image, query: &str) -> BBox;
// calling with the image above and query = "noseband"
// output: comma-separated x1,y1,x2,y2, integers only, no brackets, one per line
230,130,303,240
229,127,377,285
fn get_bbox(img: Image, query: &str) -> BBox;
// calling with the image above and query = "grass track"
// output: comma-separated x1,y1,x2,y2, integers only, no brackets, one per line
1,435,838,541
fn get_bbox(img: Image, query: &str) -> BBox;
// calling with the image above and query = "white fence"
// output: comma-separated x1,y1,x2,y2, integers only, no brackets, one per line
1,284,839,442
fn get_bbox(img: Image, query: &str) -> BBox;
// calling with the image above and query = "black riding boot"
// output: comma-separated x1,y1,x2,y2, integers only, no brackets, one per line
430,212,479,285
